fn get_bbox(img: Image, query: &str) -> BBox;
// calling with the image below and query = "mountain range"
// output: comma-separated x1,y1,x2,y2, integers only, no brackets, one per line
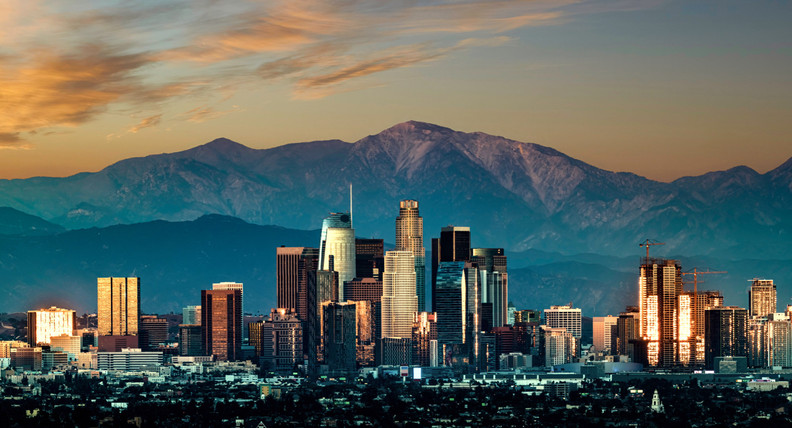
1,120,791,314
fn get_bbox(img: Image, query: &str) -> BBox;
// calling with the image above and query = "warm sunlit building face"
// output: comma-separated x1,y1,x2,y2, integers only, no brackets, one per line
27,307,75,345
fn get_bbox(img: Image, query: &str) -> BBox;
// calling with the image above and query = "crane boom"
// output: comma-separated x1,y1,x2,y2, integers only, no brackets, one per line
639,239,665,262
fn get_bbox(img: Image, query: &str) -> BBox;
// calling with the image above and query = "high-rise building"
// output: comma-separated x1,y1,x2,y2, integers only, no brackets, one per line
182,305,201,325
355,239,384,280
435,261,467,345
381,251,417,339
615,307,640,359
179,324,203,356
27,307,76,346
705,306,748,369
266,308,303,373
767,313,792,368
323,302,357,372
306,269,338,368
639,259,682,367
139,316,168,351
276,247,319,321
353,300,376,366
545,305,582,340
412,312,438,367
212,282,244,339
201,289,242,361
593,316,618,354
49,334,81,360
471,248,508,328
97,277,140,336
543,326,576,367
318,212,355,300
749,279,777,318
431,226,470,311
396,200,426,312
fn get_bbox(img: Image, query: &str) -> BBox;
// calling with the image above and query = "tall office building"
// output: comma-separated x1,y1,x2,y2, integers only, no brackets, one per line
431,226,470,312
767,313,792,368
705,306,748,369
182,305,201,325
201,289,242,361
344,277,383,343
265,308,304,373
139,316,168,351
97,277,140,336
749,279,777,318
543,326,576,366
396,200,426,312
381,251,417,339
435,261,467,345
179,324,203,356
615,307,640,359
545,305,582,340
355,239,384,280
323,302,358,372
318,212,356,300
306,269,338,368
471,248,508,328
639,259,682,367
412,312,438,367
27,307,76,346
593,315,618,353
212,282,244,339
276,247,319,321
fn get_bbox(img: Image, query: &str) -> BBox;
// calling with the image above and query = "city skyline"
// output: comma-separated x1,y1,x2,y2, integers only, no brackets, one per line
1,1,790,182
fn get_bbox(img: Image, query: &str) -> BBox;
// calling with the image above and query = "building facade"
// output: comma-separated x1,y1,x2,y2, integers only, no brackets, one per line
201,289,242,361
396,200,426,312
27,307,76,346
97,277,140,336
381,251,417,339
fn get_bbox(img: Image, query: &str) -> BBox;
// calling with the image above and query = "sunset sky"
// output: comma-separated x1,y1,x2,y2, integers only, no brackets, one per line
1,0,790,182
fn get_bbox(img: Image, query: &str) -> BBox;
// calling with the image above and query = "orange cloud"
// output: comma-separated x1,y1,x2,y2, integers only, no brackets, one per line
0,132,32,150
128,114,163,133
183,105,242,123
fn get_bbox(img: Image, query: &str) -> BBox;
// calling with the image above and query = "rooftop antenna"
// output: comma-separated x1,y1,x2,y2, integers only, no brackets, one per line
349,183,353,228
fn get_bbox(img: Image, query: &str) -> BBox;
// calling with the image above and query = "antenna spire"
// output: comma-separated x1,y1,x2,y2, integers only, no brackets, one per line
349,183,353,228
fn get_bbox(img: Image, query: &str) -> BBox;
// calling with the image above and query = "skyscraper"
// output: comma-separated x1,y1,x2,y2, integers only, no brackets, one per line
323,301,357,372
471,248,508,328
319,213,356,300
212,282,244,339
705,306,748,369
201,289,242,361
412,312,438,367
431,226,470,311
639,259,682,367
276,247,319,321
435,261,467,345
381,250,417,339
396,200,426,312
27,307,76,346
355,238,384,280
97,277,140,336
544,304,582,361
749,279,777,318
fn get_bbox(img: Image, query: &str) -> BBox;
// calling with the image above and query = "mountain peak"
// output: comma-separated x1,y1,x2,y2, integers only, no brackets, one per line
380,120,455,136
201,137,251,151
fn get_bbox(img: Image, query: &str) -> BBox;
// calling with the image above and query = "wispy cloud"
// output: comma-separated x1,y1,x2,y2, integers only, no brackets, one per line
183,105,243,123
128,114,163,133
0,132,32,150
0,0,658,137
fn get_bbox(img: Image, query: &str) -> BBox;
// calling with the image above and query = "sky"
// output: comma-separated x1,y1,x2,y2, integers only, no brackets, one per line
1,0,790,182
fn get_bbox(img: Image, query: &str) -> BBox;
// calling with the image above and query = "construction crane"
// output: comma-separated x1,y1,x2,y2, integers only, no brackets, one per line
639,239,665,262
682,268,727,336
682,268,727,296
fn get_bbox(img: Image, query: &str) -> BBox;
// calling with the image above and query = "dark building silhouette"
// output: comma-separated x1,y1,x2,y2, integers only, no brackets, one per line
435,261,466,345
179,324,202,356
431,226,470,312
323,302,358,373
705,306,748,369
139,316,168,351
355,239,384,280
201,289,242,361
306,269,338,369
